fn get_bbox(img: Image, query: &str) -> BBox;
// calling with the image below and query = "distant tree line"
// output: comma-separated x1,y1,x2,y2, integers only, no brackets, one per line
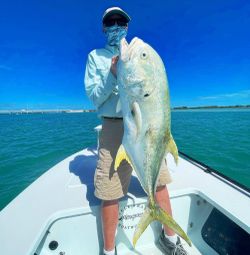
172,105,250,110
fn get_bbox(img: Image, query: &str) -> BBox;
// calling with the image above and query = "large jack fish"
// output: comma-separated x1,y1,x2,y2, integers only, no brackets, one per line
114,37,191,247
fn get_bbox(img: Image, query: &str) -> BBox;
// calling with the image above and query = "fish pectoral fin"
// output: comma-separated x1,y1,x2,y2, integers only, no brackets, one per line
116,99,121,113
114,144,133,171
131,101,142,140
167,135,179,165
133,205,192,247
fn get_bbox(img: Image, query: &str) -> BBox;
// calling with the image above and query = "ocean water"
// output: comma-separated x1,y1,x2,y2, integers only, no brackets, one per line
0,109,249,210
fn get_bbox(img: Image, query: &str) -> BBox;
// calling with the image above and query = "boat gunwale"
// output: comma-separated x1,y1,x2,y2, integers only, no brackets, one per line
179,151,250,196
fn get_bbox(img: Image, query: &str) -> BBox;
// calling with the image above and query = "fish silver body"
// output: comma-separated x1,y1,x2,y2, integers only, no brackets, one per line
115,37,191,247
118,38,171,197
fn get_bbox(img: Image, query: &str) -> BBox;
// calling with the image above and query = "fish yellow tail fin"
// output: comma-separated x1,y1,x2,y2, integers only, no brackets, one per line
133,204,192,247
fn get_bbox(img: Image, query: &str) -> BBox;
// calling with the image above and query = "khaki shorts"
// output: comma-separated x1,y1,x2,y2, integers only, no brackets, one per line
94,118,172,201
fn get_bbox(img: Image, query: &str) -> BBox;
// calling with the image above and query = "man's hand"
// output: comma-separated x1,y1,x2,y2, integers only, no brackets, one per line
110,56,119,78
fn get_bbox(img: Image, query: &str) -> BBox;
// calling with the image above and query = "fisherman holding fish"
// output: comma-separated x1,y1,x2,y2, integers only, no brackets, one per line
84,7,189,255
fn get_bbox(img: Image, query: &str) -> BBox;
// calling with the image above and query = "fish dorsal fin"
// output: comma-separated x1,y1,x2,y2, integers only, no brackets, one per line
167,135,179,165
114,144,133,171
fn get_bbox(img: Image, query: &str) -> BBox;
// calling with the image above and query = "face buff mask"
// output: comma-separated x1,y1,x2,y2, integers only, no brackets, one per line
105,24,127,46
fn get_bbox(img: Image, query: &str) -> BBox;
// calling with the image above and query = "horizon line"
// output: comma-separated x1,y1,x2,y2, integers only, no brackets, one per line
0,104,249,112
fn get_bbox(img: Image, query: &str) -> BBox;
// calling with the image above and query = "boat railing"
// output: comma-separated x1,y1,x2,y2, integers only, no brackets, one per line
179,151,250,197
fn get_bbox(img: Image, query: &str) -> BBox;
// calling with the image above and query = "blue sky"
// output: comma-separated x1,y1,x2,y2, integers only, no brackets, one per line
0,0,249,110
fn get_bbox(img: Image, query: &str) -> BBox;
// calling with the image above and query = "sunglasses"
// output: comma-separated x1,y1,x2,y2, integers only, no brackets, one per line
104,18,128,27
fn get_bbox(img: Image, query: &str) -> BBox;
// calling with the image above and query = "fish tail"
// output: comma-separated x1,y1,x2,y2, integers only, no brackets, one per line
133,202,192,247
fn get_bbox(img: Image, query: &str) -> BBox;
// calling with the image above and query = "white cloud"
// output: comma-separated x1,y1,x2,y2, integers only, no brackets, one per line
198,90,250,100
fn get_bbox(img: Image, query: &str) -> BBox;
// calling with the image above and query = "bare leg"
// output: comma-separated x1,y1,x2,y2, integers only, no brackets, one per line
102,199,119,251
155,185,175,236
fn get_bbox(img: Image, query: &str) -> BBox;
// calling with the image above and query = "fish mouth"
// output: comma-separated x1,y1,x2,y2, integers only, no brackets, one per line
120,38,129,62
120,37,143,62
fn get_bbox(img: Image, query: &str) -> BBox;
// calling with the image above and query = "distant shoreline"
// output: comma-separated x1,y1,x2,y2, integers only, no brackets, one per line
0,109,96,114
0,105,249,114
172,105,250,110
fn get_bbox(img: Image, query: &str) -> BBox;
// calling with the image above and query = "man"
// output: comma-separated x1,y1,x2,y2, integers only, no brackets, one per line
84,7,187,255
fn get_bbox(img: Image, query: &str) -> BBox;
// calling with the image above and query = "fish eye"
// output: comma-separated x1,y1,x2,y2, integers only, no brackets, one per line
140,51,148,59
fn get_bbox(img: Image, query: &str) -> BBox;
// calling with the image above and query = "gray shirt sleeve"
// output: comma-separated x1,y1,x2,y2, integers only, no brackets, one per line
84,52,117,108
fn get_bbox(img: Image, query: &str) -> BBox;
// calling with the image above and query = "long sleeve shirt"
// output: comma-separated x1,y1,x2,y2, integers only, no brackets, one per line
84,44,122,118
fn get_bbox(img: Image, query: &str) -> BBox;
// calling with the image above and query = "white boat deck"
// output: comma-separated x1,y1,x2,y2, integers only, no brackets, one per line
0,147,249,255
